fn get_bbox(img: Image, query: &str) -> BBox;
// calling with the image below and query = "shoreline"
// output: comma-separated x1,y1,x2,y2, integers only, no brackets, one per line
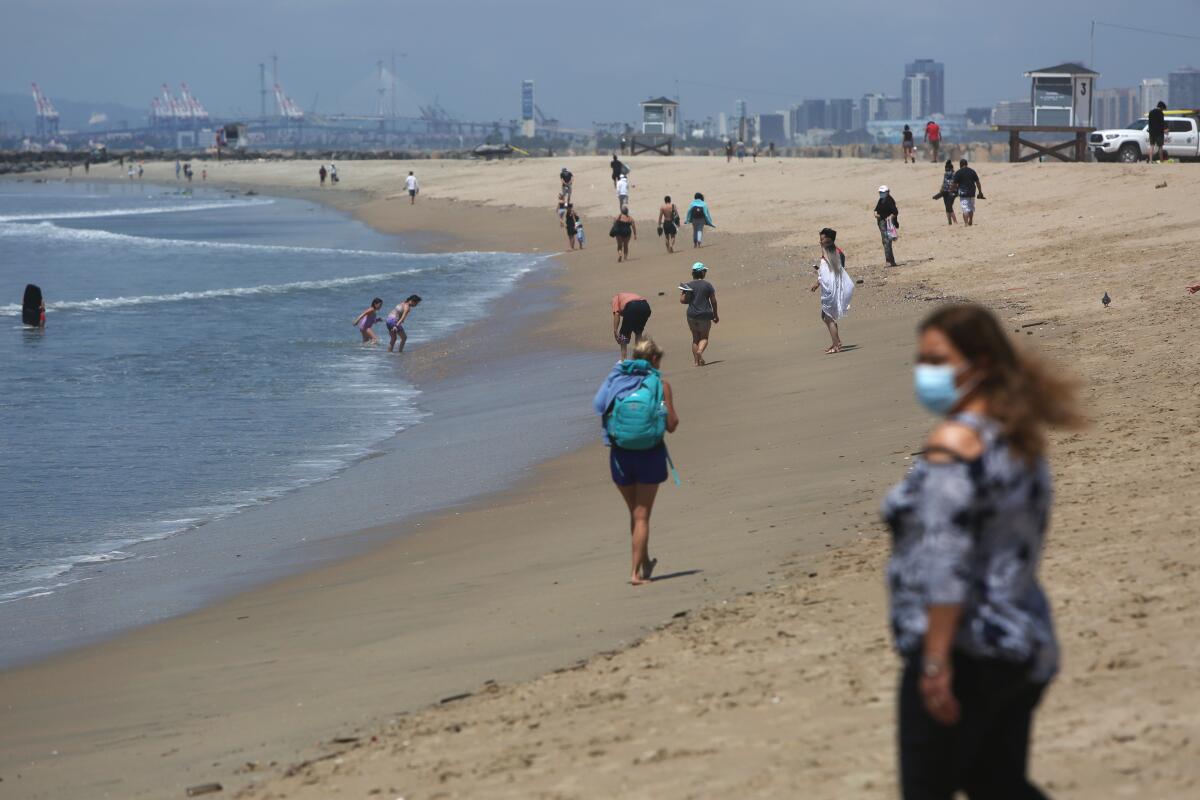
0,181,605,669
3,157,1198,798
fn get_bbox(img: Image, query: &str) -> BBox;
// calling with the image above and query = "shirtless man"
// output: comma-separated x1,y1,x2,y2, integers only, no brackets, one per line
657,195,679,253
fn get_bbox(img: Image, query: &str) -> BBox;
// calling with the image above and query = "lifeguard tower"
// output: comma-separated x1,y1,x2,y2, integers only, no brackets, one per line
632,96,677,155
995,62,1099,161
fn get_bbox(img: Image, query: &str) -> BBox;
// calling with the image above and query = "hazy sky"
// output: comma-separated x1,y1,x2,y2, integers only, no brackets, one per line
4,0,1200,125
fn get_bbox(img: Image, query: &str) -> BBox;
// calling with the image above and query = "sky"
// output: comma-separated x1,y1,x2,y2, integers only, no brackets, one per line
4,0,1200,127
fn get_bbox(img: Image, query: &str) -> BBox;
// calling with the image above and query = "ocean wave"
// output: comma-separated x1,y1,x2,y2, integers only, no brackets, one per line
1,220,549,263
0,197,275,222
0,270,437,315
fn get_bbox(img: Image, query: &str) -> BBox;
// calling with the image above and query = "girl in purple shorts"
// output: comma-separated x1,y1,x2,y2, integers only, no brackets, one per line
386,294,422,353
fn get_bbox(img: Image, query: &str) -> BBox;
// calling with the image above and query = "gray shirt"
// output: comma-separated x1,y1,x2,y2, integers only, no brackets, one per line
882,412,1058,683
682,279,715,319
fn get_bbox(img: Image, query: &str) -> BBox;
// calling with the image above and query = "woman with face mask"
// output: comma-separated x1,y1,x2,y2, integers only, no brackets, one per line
874,185,899,267
882,303,1084,800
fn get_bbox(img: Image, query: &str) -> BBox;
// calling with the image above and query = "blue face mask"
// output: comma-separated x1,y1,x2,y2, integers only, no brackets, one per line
913,364,963,415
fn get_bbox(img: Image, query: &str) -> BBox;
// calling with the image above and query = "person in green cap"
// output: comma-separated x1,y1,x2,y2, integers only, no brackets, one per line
679,262,719,366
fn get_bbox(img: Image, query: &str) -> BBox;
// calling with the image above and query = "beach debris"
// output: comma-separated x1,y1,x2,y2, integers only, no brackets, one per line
283,751,341,778
330,736,360,744
1102,292,1111,308
439,692,472,705
1020,321,1049,328
1155,181,1167,189
672,610,689,619
185,783,223,796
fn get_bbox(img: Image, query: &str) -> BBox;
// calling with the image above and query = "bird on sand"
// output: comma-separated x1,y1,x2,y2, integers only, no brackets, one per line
1102,292,1111,308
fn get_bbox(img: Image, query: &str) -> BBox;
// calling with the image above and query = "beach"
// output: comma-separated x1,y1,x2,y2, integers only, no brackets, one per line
2,154,1198,799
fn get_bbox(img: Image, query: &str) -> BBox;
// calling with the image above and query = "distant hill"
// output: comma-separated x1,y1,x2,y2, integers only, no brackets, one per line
0,92,148,134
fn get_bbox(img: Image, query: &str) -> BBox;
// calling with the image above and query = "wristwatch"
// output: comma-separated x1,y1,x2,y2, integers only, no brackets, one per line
922,658,947,678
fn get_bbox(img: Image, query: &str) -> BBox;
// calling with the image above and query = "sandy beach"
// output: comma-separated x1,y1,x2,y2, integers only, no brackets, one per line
2,154,1198,799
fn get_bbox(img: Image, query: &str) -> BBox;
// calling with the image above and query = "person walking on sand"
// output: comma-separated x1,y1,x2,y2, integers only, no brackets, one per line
405,171,419,204
685,192,714,248
575,217,586,249
592,338,679,586
329,163,339,184
175,159,181,180
612,291,652,359
725,139,734,162
611,153,623,188
319,165,327,186
353,297,384,344
680,262,718,366
385,294,421,353
556,193,568,227
875,185,899,266
564,203,581,250
616,173,630,209
560,165,573,200
611,205,637,262
883,302,1083,800
951,159,984,226
933,160,958,225
924,119,942,162
810,227,854,354
658,195,680,253
902,125,916,163
736,139,746,162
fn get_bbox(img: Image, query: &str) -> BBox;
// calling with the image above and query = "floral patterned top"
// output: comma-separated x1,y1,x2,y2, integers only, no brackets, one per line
882,412,1059,683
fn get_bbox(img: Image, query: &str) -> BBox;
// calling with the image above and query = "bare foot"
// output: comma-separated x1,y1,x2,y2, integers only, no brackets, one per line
630,575,652,586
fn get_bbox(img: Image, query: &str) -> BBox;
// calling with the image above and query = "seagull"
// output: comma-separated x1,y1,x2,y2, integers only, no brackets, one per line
1102,292,1111,308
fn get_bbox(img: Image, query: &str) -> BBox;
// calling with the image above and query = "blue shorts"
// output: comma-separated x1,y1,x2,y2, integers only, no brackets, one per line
386,319,405,334
610,444,667,486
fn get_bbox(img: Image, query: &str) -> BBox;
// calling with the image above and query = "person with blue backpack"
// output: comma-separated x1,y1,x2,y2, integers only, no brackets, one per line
592,338,680,586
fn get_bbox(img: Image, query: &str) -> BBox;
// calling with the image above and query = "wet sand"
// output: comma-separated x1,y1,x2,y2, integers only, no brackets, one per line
2,156,1198,798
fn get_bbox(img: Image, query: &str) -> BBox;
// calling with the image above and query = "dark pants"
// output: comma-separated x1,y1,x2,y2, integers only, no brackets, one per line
899,653,1050,800
879,218,896,265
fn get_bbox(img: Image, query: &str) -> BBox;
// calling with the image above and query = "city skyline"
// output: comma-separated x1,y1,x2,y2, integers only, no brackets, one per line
3,0,1200,130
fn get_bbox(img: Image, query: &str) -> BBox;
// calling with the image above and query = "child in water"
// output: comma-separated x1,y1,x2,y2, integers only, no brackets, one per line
353,298,384,344
386,294,422,353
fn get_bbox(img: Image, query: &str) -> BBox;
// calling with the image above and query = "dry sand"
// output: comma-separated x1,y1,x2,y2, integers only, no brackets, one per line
2,155,1198,799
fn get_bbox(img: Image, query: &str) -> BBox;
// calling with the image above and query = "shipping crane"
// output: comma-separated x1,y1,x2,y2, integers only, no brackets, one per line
180,83,209,123
162,83,190,124
273,83,305,120
31,83,60,138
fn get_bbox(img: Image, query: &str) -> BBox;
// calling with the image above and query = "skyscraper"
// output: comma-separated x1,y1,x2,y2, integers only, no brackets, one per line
1139,79,1167,115
827,99,854,132
1168,67,1200,108
520,80,535,138
1094,88,1139,129
903,59,945,118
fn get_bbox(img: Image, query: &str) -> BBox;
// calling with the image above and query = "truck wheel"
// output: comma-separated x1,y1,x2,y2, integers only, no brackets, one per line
1118,143,1142,163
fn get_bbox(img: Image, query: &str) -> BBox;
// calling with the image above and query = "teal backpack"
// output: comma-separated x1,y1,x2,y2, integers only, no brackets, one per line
605,370,666,450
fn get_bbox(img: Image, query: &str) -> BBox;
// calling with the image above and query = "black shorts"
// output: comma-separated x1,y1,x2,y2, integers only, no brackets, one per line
942,194,956,213
619,299,651,338
662,221,677,236
1149,132,1165,146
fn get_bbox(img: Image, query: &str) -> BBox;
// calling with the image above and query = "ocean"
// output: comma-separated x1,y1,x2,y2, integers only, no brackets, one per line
0,180,607,665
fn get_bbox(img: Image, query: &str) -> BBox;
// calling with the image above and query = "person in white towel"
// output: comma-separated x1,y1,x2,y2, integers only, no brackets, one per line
810,227,855,354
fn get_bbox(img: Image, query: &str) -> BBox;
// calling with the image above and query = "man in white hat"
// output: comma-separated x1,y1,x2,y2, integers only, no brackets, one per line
873,185,899,267
679,262,719,366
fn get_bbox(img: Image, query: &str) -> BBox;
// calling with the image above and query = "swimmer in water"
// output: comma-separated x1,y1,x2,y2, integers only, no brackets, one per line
354,297,384,344
386,294,422,352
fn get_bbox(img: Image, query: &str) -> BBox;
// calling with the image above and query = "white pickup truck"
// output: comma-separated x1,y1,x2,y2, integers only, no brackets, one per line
1090,110,1200,162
